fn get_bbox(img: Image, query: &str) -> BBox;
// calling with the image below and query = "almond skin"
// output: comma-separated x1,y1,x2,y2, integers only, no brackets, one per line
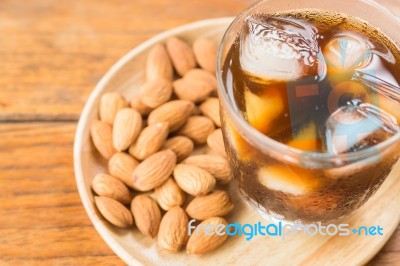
193,37,217,73
173,164,216,196
199,97,221,127
113,108,142,151
140,79,172,108
186,190,234,220
108,152,139,189
148,100,194,132
173,78,213,103
99,92,128,125
132,149,176,191
95,196,133,228
158,206,189,252
177,116,215,144
131,195,162,238
166,37,196,76
146,43,173,81
92,173,131,204
130,96,153,116
91,120,116,160
155,178,186,211
184,68,218,91
207,129,227,157
187,217,228,254
129,122,169,160
183,154,232,184
163,136,194,162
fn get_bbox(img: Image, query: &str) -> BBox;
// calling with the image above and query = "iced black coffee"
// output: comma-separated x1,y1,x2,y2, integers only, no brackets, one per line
220,10,400,223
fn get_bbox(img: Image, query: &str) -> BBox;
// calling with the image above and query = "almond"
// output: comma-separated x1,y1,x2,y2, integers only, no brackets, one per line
187,217,228,254
186,190,234,220
166,37,196,76
146,43,173,81
192,38,217,73
95,196,133,228
207,129,227,157
92,173,131,204
132,149,176,191
183,154,231,184
131,195,162,238
129,122,169,160
158,206,188,252
173,164,216,196
148,100,194,132
108,152,139,189
91,120,116,160
130,96,153,116
99,92,128,125
155,178,185,211
177,116,215,144
184,68,218,91
173,78,213,103
199,97,221,127
140,79,172,108
163,136,194,162
113,108,142,151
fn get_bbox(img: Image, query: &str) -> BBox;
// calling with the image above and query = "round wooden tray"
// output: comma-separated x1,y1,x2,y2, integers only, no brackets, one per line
73,18,400,265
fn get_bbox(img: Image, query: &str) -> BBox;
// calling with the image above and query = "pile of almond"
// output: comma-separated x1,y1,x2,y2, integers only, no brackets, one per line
90,36,234,254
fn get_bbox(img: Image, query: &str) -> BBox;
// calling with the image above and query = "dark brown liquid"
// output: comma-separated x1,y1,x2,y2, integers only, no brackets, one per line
221,10,400,222
223,10,400,153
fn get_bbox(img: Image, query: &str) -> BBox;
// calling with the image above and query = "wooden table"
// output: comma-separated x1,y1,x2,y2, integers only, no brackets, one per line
0,0,399,265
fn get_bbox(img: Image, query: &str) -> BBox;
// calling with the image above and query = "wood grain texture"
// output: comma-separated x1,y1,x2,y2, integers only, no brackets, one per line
0,123,122,264
0,0,399,265
0,0,253,121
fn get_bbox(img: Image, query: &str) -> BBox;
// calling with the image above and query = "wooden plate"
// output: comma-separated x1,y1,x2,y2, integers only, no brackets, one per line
73,18,400,265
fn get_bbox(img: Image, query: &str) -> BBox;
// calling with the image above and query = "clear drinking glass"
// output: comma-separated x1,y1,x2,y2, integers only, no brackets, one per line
217,0,400,224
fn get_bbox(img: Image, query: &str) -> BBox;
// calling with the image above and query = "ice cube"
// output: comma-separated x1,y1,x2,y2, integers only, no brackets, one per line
240,16,326,81
224,117,254,161
258,165,319,195
324,102,399,155
323,33,371,72
287,121,321,151
245,88,284,134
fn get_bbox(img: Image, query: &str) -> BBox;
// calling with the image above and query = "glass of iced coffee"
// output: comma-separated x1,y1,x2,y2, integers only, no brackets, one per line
217,0,400,224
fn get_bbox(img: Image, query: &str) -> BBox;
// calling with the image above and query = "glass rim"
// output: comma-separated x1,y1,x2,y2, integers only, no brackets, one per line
216,0,400,165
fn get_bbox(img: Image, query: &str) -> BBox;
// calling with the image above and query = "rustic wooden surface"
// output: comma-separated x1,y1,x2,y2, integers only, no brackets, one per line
0,0,399,265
